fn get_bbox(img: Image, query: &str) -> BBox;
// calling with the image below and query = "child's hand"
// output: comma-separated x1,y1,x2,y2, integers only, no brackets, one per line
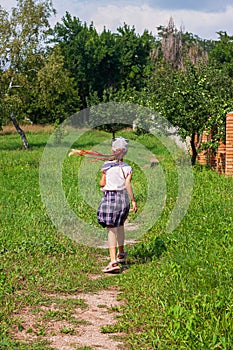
68,149,86,157
132,201,138,213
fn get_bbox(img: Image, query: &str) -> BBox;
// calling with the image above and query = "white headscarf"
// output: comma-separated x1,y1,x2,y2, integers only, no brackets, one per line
112,137,128,156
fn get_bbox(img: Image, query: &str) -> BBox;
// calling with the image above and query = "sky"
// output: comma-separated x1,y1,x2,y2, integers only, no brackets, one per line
1,0,233,40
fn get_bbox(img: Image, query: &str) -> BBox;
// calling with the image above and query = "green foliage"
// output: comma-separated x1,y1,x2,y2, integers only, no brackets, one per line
135,59,233,164
59,326,75,335
30,46,80,123
51,15,154,109
1,6,232,153
115,24,155,90
53,118,67,144
0,0,56,125
209,31,233,76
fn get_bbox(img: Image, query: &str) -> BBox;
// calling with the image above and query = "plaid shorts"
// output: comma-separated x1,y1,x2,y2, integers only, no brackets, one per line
97,190,130,228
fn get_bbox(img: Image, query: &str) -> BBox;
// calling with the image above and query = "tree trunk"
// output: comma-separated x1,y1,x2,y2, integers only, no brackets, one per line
190,133,197,166
10,113,29,149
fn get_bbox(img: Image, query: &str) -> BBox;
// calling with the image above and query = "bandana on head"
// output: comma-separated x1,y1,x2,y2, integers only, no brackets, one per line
111,137,128,156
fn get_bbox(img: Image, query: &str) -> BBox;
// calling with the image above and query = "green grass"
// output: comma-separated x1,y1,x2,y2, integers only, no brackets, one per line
1,128,233,349
0,130,115,347
115,169,233,349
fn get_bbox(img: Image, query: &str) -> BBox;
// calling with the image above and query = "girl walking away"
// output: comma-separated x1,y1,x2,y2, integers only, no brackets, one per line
69,137,138,273
97,137,138,273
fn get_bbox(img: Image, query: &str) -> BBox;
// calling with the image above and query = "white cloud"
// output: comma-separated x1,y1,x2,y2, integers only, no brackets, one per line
77,3,233,40
171,6,233,39
0,0,16,11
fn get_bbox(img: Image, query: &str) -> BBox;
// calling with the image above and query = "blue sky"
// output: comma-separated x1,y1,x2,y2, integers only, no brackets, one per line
1,0,233,39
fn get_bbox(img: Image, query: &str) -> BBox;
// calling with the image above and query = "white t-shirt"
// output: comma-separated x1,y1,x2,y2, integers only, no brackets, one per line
102,161,132,191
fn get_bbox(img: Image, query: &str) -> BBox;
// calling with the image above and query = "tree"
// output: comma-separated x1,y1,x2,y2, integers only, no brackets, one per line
209,31,233,77
0,0,56,127
155,17,208,70
115,23,155,90
51,15,155,109
29,46,80,123
110,19,233,165
51,13,101,109
131,19,233,165
146,61,233,164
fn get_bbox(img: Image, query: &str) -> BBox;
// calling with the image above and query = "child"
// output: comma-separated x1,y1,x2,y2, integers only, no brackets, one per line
97,137,138,273
69,137,137,273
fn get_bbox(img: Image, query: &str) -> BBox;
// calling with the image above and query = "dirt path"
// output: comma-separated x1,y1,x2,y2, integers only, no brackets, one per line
12,287,125,349
11,224,139,349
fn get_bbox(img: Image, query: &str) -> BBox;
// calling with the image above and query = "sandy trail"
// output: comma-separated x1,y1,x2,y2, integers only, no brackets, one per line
12,287,125,350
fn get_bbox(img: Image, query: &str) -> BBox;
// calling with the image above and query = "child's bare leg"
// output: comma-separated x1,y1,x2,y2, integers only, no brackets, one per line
107,226,117,261
117,225,125,254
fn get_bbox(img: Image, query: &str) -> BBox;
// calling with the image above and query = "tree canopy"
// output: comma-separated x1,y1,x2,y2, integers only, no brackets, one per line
0,1,233,165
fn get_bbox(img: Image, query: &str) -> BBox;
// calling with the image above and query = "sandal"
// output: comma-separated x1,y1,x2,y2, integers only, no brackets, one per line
102,261,120,273
117,252,128,263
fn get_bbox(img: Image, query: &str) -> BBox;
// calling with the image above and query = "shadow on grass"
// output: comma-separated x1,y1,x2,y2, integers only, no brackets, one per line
94,237,167,276
127,237,167,265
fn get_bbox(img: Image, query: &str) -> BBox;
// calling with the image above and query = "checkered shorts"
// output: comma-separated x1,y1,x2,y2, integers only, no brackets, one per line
97,190,130,228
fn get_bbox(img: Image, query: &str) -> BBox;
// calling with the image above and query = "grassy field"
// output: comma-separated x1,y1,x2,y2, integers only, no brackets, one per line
1,126,233,349
116,168,233,349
